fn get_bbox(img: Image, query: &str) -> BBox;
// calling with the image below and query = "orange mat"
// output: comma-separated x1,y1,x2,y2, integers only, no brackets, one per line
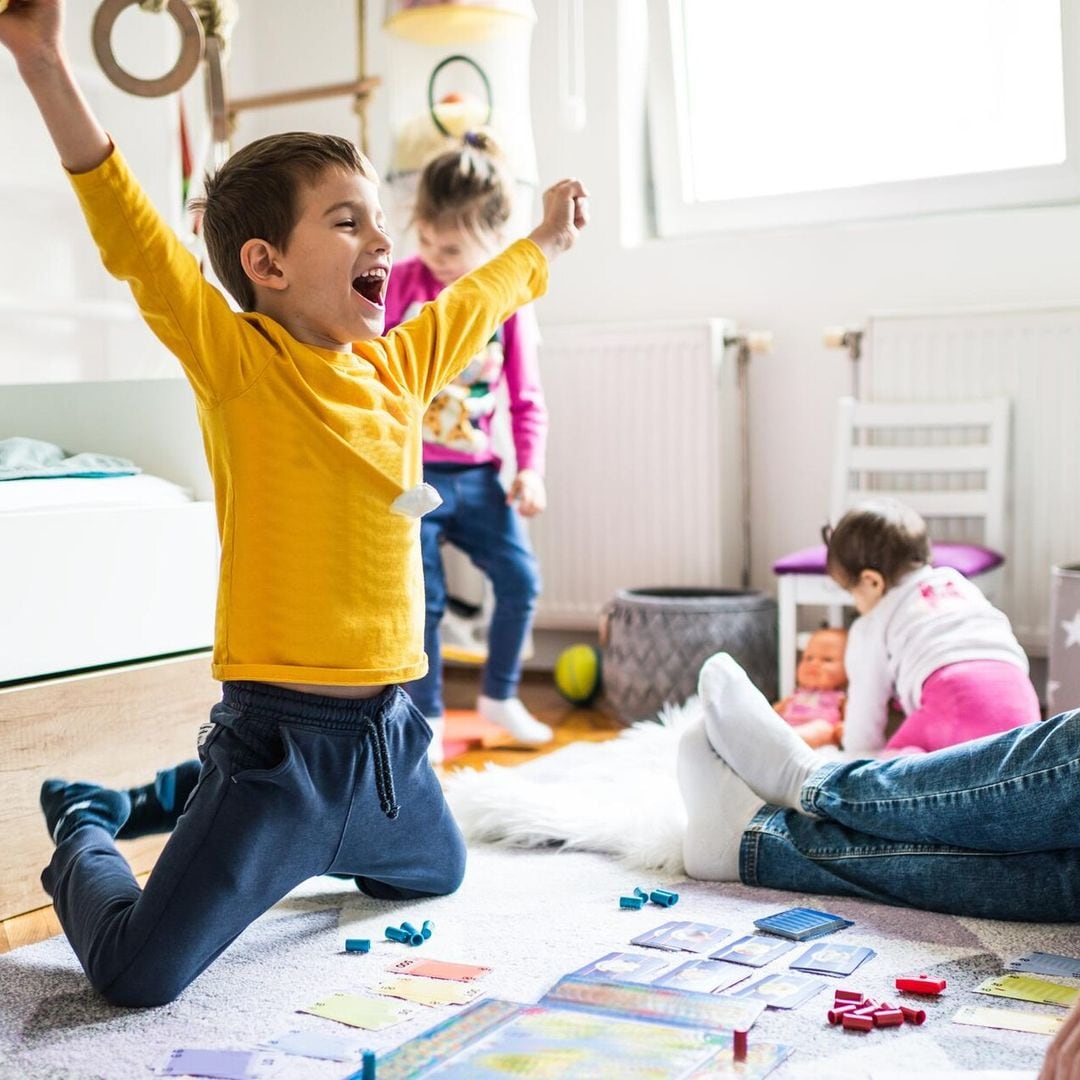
442,708,514,760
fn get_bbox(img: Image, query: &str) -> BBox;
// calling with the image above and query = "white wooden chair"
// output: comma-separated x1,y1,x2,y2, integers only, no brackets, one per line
773,396,1010,696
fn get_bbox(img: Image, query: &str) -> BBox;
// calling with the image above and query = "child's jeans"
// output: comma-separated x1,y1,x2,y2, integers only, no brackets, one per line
41,682,465,1006
742,709,1080,921
886,659,1040,752
409,462,541,717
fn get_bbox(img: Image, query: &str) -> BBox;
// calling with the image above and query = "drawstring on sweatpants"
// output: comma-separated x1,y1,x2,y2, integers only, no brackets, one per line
369,711,400,820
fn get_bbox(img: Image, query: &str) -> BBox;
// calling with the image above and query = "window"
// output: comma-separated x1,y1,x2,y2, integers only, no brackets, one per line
648,0,1080,233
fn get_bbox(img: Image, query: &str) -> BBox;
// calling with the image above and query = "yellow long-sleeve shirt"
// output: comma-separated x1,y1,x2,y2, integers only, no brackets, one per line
68,149,548,685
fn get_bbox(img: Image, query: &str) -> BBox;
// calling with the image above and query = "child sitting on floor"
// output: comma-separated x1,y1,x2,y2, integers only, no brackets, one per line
773,626,848,748
823,497,1039,754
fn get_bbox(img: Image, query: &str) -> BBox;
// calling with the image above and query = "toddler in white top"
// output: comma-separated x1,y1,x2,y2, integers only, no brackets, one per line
825,498,1039,753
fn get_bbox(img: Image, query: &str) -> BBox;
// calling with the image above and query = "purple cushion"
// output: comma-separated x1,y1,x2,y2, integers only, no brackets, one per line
772,542,1004,577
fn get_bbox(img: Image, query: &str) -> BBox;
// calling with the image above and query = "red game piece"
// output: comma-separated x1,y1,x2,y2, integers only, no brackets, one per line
895,974,947,995
732,1029,748,1061
834,989,865,1003
828,1005,858,1025
874,1009,904,1027
900,1006,927,1025
842,1013,874,1032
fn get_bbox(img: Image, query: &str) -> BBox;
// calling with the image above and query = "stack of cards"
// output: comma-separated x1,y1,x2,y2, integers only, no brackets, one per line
568,951,672,984
708,935,796,968
731,972,828,1010
651,959,751,994
789,942,876,977
1006,951,1080,978
753,907,853,941
631,921,732,954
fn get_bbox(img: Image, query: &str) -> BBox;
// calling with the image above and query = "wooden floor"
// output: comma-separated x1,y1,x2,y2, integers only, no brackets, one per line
0,668,620,955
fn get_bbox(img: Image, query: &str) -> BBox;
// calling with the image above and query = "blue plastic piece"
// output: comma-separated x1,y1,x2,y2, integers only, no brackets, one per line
649,889,679,907
385,926,411,943
344,1050,377,1080
421,919,434,939
400,921,419,936
345,938,371,953
633,887,649,901
620,895,645,910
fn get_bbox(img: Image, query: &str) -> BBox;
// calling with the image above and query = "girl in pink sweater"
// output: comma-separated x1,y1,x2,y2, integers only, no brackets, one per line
385,134,553,758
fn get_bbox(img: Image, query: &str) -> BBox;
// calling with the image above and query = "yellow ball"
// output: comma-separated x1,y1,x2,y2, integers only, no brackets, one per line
554,644,602,705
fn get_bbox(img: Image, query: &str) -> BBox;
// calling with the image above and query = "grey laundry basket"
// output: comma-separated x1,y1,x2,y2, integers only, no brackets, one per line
601,587,778,725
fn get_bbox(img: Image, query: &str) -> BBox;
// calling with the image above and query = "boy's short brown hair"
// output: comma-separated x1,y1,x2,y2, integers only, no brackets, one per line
824,498,931,588
192,132,377,312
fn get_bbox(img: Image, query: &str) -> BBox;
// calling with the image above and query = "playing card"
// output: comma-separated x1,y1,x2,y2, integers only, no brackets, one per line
953,1004,1064,1035
710,934,796,967
566,951,673,983
299,992,416,1030
158,1049,277,1079
386,957,491,982
377,976,484,1007
260,1030,365,1062
789,942,876,976
651,959,751,993
976,973,1080,1008
731,972,828,1009
1007,951,1080,979
632,921,732,954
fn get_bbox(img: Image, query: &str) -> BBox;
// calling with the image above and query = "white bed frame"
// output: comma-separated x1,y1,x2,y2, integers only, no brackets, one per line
0,379,218,685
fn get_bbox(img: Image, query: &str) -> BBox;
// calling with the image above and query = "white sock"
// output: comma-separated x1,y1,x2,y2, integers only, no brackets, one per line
477,695,553,746
698,653,822,810
426,716,445,766
678,717,764,881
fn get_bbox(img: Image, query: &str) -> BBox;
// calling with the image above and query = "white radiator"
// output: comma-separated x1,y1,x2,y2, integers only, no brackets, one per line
865,305,1080,653
530,320,742,630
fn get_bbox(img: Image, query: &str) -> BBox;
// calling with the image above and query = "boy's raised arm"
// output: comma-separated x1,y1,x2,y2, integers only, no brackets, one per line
1,0,112,174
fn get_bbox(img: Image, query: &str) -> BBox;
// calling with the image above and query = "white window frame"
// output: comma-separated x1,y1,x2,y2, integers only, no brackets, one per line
647,0,1080,235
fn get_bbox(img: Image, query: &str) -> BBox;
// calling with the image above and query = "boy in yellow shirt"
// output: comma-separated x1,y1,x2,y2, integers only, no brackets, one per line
1,0,587,1006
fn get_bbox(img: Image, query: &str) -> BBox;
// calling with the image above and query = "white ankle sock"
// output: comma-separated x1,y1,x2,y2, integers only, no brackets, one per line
426,716,445,766
698,653,821,810
678,717,764,881
477,695,553,746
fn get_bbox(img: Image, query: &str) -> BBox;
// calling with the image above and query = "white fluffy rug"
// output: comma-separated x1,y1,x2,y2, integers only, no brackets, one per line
444,699,699,875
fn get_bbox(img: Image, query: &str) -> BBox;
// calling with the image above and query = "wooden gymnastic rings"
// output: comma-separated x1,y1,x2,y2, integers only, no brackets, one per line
92,0,204,98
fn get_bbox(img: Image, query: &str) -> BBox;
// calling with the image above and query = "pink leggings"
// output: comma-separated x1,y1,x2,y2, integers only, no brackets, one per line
886,660,1040,753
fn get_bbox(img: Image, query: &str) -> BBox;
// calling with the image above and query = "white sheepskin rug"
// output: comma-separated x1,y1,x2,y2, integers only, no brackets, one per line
443,698,700,875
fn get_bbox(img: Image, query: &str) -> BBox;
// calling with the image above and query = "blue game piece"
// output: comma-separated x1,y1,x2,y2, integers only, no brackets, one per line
400,921,419,936
344,938,371,954
385,926,410,943
633,887,649,901
649,889,679,907
344,1050,377,1080
620,895,645,910
421,919,434,939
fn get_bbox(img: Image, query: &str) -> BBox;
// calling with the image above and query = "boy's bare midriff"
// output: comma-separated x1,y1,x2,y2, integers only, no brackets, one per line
267,681,388,699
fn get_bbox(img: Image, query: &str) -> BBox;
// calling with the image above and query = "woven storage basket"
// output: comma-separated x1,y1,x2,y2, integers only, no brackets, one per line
602,587,777,725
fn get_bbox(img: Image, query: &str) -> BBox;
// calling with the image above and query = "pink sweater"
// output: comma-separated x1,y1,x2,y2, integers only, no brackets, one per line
385,256,548,474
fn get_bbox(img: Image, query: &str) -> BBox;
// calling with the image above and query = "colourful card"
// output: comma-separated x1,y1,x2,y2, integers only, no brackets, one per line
977,973,1080,1008
953,1005,1064,1036
387,957,491,982
260,1029,365,1063
632,921,733,954
567,951,674,983
652,959,752,994
1007,951,1080,978
731,972,828,1009
377,975,484,1007
299,992,416,1031
159,1049,277,1079
753,907,853,941
789,942,876,976
710,934,796,968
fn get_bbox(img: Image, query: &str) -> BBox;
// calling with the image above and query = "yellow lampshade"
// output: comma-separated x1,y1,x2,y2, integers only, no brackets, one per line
384,1,536,45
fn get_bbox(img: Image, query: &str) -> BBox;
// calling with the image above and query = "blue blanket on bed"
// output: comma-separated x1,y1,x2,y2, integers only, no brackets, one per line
0,437,140,480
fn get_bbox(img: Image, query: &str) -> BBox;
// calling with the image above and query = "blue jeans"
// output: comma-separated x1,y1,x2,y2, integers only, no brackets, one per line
409,463,541,717
742,709,1080,921
42,683,465,1006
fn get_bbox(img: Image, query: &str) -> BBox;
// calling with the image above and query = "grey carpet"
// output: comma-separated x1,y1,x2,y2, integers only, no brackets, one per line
0,845,1071,1078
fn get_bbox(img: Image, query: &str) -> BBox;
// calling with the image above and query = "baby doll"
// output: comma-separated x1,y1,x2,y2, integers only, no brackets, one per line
773,627,848,748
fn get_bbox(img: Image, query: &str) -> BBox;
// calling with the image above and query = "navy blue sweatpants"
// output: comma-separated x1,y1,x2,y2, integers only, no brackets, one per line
41,682,466,1007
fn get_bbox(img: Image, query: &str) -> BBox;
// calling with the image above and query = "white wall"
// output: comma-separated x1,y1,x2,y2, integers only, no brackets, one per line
10,0,1075,596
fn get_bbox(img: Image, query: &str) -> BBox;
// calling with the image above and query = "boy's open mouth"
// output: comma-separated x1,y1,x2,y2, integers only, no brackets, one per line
352,267,387,306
